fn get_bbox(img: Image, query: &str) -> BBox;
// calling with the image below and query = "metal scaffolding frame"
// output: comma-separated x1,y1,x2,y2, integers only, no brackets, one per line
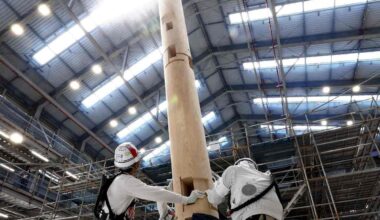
0,98,378,219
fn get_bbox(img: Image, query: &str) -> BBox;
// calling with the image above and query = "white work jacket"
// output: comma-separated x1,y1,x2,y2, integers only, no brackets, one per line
105,174,187,215
207,165,283,220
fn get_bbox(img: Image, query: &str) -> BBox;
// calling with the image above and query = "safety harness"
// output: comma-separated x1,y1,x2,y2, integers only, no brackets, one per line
228,179,283,215
94,172,136,220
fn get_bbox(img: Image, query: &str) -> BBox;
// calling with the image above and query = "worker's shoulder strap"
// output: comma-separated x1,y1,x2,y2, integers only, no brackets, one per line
229,181,276,214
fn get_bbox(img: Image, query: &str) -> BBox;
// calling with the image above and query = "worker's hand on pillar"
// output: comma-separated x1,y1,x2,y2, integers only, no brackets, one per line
185,190,206,205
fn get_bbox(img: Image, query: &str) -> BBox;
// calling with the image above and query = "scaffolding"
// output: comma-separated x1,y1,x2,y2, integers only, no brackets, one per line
0,98,379,219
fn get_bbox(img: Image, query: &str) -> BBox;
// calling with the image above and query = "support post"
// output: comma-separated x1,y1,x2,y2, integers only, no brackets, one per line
158,0,218,219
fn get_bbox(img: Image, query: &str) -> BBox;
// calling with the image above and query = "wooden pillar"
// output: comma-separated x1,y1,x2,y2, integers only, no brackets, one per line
158,0,218,219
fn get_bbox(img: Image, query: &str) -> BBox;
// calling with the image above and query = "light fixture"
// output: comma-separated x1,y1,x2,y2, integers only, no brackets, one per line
91,64,102,74
140,148,146,154
65,171,79,180
0,164,15,172
31,150,50,162
321,120,328,126
322,86,330,94
10,23,24,36
10,132,23,144
346,120,354,126
155,136,163,144
109,119,118,128
39,169,59,183
38,3,51,16
352,85,361,93
0,212,8,219
69,80,80,90
128,106,137,115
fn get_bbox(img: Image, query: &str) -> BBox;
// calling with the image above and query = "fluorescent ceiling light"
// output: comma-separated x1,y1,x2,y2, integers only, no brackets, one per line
91,64,103,74
0,164,15,172
352,85,361,93
155,136,162,144
10,23,24,36
346,120,354,126
38,3,51,16
322,86,330,94
229,0,375,24
128,106,137,115
82,76,124,108
253,95,378,104
109,119,118,128
82,48,162,108
243,51,378,70
69,80,80,90
31,150,50,162
10,132,23,144
202,112,216,124
39,169,59,183
65,171,79,180
0,212,8,218
321,120,328,126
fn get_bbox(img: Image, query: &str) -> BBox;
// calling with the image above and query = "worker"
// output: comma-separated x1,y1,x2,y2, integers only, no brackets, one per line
206,158,283,220
95,142,205,220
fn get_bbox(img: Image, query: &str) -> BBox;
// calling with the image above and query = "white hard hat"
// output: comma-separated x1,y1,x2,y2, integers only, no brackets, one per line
235,158,258,169
114,142,141,169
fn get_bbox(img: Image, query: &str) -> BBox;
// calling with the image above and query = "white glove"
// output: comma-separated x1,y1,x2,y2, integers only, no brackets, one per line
185,190,205,205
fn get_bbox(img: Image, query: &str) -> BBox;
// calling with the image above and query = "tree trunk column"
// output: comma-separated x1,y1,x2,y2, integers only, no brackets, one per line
158,0,218,219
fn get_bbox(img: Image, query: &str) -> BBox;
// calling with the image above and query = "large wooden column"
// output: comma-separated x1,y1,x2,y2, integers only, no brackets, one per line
158,0,218,219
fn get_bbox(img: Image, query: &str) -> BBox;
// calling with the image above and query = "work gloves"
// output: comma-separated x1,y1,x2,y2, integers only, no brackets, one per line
185,190,206,205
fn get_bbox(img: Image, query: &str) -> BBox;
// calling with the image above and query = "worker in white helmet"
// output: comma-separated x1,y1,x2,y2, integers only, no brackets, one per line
99,142,205,220
206,158,283,220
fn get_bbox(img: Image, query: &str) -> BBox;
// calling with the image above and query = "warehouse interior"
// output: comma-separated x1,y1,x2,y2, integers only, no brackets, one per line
0,0,380,219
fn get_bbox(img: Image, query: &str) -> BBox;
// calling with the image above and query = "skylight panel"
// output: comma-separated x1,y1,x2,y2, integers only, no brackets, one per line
359,51,380,61
306,55,331,65
124,49,162,81
248,8,272,20
304,0,335,12
229,0,375,24
244,51,380,70
33,15,97,65
332,53,358,63
82,76,124,108
253,95,378,104
143,141,170,161
82,49,162,108
202,111,216,124
276,2,303,17
117,101,168,139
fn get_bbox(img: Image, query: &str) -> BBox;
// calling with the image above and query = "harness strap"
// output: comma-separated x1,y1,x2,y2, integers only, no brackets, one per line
229,181,275,214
